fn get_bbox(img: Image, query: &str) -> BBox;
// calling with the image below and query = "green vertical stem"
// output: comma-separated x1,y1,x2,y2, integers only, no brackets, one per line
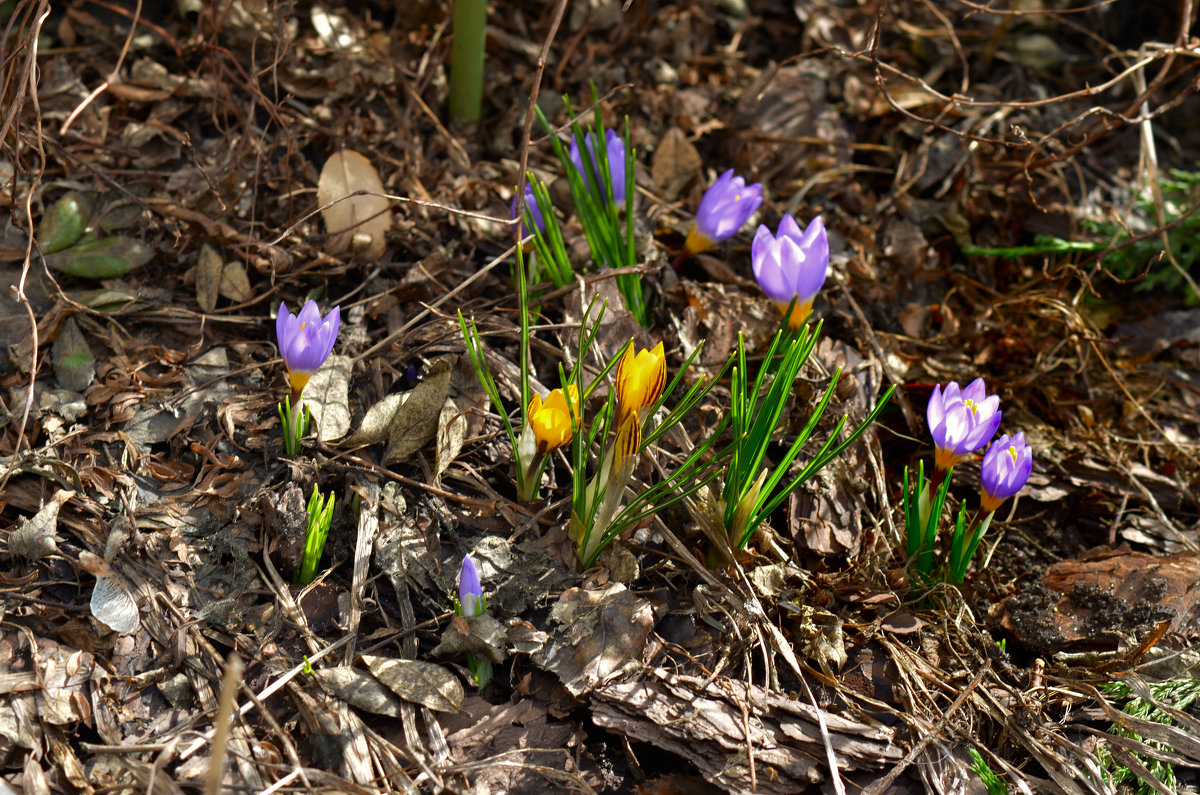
449,0,487,124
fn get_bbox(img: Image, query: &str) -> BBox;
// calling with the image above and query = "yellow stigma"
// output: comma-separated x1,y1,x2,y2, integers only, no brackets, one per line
615,341,667,423
1007,446,1018,463
963,398,978,415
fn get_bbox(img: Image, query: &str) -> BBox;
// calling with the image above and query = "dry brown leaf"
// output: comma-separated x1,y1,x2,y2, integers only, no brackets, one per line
431,613,508,664
383,360,451,463
361,655,463,713
91,576,140,634
434,396,466,480
52,317,94,392
195,243,222,312
313,666,406,718
316,149,392,259
218,260,251,302
651,127,701,199
592,670,902,794
341,393,405,448
303,354,353,442
532,584,657,697
9,490,73,560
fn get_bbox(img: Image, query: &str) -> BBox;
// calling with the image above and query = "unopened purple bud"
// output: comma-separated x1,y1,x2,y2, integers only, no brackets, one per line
980,432,1032,514
458,555,484,617
927,378,1002,471
276,300,340,393
751,214,829,329
569,129,626,205
510,183,546,239
685,170,763,254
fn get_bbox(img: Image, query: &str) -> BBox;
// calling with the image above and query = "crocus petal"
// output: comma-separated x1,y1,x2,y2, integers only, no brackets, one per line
277,302,290,347
939,403,973,452
752,227,793,302
980,431,1033,510
961,378,987,404
962,408,1001,452
694,170,763,243
616,342,666,421
777,214,803,241
752,214,829,323
926,384,946,432
791,247,828,303
297,300,323,328
799,216,829,270
511,183,546,238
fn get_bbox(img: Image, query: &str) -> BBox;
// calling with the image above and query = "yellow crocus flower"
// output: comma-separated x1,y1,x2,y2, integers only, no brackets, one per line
527,385,580,455
615,341,666,423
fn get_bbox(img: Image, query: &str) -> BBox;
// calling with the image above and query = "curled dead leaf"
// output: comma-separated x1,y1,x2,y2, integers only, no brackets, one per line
317,149,392,259
361,655,463,713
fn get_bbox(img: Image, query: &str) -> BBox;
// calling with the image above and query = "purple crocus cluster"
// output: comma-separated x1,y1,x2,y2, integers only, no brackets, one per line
927,378,1032,515
277,300,340,393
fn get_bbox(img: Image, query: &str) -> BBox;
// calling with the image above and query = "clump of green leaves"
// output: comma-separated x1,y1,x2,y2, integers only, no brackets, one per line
969,749,1009,795
535,92,648,326
1097,678,1200,794
278,395,310,456
1086,167,1200,299
966,165,1200,302
295,486,336,585
719,314,893,553
565,303,721,570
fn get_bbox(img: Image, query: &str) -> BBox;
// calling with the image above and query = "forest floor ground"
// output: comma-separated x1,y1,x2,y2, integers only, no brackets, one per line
3,1,1200,793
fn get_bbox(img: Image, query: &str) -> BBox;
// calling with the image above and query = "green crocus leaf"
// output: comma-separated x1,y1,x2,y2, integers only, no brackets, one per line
46,236,154,278
37,191,93,254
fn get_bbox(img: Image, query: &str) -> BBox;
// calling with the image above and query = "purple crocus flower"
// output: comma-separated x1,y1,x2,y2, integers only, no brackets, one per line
458,555,484,617
751,214,829,330
276,300,340,393
511,182,546,239
569,129,626,205
979,432,1033,514
926,378,1002,472
684,170,763,255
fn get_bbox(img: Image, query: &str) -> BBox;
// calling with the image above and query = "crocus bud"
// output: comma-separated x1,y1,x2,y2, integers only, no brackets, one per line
527,385,580,455
751,214,829,330
458,555,484,617
684,170,763,255
615,341,666,423
979,432,1032,514
570,129,626,205
612,410,642,469
277,300,340,393
927,378,1002,472
511,182,546,239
